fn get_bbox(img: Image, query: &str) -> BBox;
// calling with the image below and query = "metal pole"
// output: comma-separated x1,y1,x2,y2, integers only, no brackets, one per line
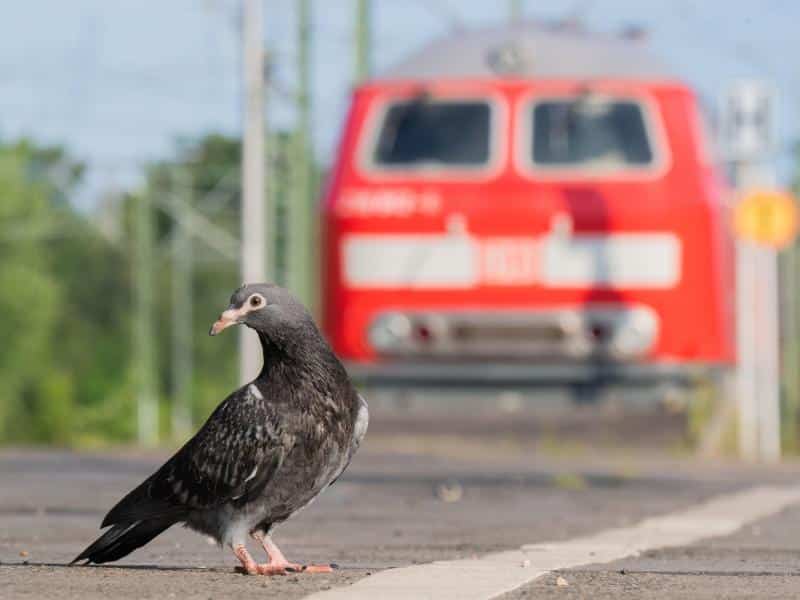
758,243,781,461
171,167,193,440
735,162,781,462
355,0,371,83
751,165,781,462
133,192,158,446
288,0,313,308
240,0,267,384
736,229,759,460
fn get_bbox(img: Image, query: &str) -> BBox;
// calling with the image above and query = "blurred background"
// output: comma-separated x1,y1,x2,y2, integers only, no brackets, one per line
1,0,798,460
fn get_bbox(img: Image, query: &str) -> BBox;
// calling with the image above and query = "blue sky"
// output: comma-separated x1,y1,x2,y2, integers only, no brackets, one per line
1,1,797,207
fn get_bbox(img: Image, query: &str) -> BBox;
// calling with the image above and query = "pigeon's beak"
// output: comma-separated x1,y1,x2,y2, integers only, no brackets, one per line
209,307,244,336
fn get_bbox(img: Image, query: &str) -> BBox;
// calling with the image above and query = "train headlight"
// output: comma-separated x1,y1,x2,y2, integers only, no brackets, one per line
609,309,658,358
369,312,412,351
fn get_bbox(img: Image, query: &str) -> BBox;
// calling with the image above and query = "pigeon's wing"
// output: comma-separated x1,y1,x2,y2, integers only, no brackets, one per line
102,387,291,527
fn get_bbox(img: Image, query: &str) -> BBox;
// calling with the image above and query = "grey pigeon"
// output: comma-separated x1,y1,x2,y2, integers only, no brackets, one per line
73,284,368,574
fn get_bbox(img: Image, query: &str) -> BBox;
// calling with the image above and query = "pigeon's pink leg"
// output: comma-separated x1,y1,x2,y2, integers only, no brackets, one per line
232,544,259,575
252,531,334,575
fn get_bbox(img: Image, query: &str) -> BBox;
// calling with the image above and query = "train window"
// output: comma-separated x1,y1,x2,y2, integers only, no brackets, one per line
372,99,491,168
528,98,654,170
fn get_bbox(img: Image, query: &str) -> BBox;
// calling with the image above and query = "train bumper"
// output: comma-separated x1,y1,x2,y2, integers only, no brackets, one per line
344,360,729,389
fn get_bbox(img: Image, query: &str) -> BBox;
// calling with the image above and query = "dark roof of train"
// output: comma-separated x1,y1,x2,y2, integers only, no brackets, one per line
379,22,673,81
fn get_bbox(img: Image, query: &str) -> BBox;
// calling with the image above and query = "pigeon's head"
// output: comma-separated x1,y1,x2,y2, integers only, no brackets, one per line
209,283,310,337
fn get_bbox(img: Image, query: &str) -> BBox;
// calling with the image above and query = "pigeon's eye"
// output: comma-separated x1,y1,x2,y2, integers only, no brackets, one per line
249,295,263,308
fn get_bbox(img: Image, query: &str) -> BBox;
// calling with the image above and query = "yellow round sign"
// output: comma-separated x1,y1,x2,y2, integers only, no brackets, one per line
733,189,798,248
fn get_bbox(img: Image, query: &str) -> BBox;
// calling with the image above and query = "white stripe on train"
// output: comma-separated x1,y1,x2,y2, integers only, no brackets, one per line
343,232,681,289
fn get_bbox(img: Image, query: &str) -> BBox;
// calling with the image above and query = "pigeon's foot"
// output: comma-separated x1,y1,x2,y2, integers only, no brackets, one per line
256,562,334,575
255,561,302,575
301,564,335,573
251,531,335,575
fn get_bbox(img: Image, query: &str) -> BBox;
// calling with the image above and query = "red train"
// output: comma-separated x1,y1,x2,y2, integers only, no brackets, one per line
321,24,735,390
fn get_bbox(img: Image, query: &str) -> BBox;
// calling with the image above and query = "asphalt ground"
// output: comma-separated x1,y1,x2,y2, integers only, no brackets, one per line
501,504,800,599
2,403,800,599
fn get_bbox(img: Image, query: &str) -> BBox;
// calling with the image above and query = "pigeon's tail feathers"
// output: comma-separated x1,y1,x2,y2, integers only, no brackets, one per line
71,517,175,565
101,472,186,527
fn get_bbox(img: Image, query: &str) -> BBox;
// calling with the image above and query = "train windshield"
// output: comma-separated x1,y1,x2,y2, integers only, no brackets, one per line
372,99,491,168
529,98,654,170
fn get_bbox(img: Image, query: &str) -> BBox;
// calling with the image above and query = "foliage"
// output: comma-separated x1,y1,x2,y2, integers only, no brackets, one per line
0,130,312,445
0,139,121,443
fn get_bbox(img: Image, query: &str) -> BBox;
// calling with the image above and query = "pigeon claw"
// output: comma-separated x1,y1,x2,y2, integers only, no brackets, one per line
256,563,294,576
302,564,335,573
254,562,334,576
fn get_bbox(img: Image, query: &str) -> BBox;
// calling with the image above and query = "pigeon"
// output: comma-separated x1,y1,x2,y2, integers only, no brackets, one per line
73,283,368,575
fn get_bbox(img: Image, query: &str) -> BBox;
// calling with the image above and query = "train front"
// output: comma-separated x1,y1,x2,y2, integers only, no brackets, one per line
321,24,735,391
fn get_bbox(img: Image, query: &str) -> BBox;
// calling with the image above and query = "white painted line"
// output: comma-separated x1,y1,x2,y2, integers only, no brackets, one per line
302,485,800,600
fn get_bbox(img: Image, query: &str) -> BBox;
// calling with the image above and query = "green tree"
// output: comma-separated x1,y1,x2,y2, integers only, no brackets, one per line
0,129,318,446
0,139,133,443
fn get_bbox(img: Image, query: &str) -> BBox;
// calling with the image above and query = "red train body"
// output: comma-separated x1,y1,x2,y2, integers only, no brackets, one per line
321,26,735,387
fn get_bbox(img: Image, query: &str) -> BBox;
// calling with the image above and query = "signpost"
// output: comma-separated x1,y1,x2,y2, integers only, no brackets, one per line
733,190,798,249
733,187,798,462
724,81,796,462
722,81,775,162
